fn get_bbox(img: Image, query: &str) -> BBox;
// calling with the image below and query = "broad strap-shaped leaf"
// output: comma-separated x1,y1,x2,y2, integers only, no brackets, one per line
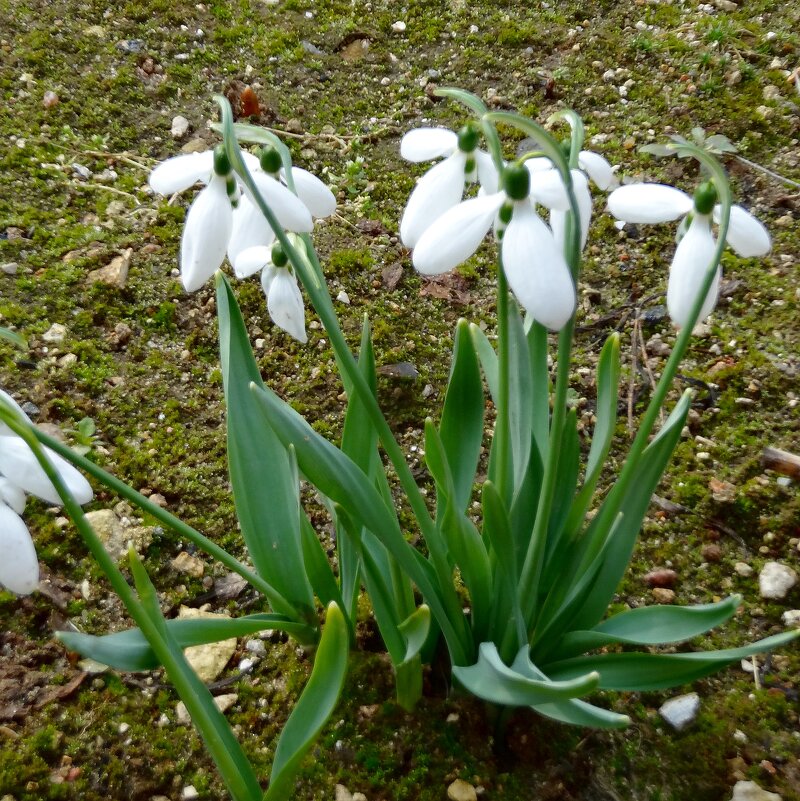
469,323,499,403
505,302,533,497
545,630,800,691
216,273,314,620
511,647,630,729
251,382,471,661
299,512,346,615
553,596,741,660
565,332,621,537
527,319,550,470
439,319,484,513
265,603,349,801
128,547,262,801
57,613,316,671
398,605,432,666
482,480,517,584
567,391,691,632
453,642,600,707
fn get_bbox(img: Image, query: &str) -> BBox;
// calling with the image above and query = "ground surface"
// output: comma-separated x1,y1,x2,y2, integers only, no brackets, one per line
0,0,799,799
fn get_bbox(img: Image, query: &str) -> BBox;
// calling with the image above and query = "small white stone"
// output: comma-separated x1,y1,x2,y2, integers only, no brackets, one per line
759,561,798,600
781,609,800,628
336,290,350,304
1,262,18,275
734,562,754,578
659,692,700,731
182,786,200,801
391,20,406,33
171,115,190,139
733,729,748,743
730,780,782,801
118,723,130,734
42,323,67,343
239,657,258,672
245,639,267,656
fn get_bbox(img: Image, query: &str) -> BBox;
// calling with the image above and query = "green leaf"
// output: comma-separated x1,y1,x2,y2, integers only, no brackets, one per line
265,603,349,801
398,605,431,666
565,333,620,538
545,408,580,557
511,648,630,729
126,549,262,801
639,143,677,158
546,630,800,691
567,391,691,632
250,381,471,660
216,273,314,620
482,481,517,583
439,320,484,513
299,512,345,614
0,326,27,349
469,323,498,403
527,321,550,466
505,302,533,496
58,613,316,671
434,87,489,117
453,643,600,707
556,596,741,658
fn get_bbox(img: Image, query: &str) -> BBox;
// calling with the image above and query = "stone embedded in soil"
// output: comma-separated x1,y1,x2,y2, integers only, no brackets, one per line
86,248,131,289
659,692,700,731
652,587,676,604
171,550,205,577
178,606,237,682
335,785,353,801
644,568,678,588
758,561,798,600
171,115,190,139
735,562,754,577
176,693,237,724
729,780,782,801
447,779,478,801
781,609,800,627
84,509,154,562
42,323,67,343
702,543,723,562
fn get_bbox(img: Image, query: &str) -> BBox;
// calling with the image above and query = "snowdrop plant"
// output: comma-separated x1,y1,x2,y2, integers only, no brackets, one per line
16,89,797,801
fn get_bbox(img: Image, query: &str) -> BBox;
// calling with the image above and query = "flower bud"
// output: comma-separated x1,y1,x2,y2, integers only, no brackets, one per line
271,242,289,268
456,124,479,154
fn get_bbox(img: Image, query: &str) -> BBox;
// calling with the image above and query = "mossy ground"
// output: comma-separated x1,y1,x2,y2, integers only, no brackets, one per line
1,0,799,798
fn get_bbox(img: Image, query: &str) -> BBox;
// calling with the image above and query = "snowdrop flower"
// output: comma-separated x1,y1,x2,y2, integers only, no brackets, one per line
0,391,93,594
412,163,575,331
236,242,308,343
400,125,500,248
608,181,771,328
524,149,614,251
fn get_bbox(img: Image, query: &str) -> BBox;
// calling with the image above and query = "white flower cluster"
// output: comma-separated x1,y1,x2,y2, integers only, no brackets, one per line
399,125,613,331
149,146,336,343
0,391,93,594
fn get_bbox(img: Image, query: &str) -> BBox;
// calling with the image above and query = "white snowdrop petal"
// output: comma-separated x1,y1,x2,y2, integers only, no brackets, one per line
578,150,614,190
234,245,273,279
607,183,692,223
0,503,39,594
241,151,260,172
412,193,505,275
400,152,468,248
228,195,275,267
400,127,458,161
0,437,93,506
180,175,233,292
0,389,30,437
716,205,771,258
251,172,313,233
529,169,571,211
667,215,720,329
289,167,337,218
550,179,591,252
267,270,307,343
0,477,26,514
260,264,278,296
525,157,553,173
149,151,214,195
475,150,500,195
502,203,575,331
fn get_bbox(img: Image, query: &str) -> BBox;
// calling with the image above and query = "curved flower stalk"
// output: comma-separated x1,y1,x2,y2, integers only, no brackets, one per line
608,182,771,327
0,390,93,594
411,162,575,331
400,124,500,248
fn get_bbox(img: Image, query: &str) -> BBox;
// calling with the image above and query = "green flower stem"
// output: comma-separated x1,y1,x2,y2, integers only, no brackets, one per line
0,407,262,801
577,146,733,572
26,424,297,621
215,96,472,666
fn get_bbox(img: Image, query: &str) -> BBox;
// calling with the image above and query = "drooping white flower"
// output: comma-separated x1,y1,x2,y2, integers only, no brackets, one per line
0,391,93,594
607,181,771,328
412,163,575,331
400,125,500,248
236,243,308,344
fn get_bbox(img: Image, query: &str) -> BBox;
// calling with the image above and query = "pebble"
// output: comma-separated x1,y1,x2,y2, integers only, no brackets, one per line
335,786,353,801
758,562,798,600
1,262,18,275
781,609,800,627
182,786,199,800
447,779,478,801
116,39,146,53
652,587,676,604
702,543,722,562
170,551,205,577
245,639,267,656
87,248,132,289
42,323,67,343
178,606,237,682
659,692,700,731
336,290,350,304
171,115,190,139
734,562,754,578
644,569,678,588
238,657,258,672
301,40,325,55
729,780,782,801
42,90,59,108
176,693,237,724
391,20,407,33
